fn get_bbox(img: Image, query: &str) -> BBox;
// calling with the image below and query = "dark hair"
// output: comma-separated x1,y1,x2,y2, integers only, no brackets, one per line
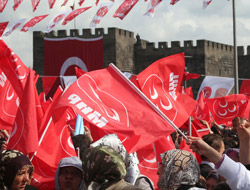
202,134,224,152
213,182,231,190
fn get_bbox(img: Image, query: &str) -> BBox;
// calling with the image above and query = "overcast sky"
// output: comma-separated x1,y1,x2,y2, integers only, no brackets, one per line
1,0,250,68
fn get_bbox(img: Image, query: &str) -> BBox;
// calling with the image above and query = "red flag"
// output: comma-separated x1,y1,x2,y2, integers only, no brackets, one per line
192,92,211,122
7,70,39,154
170,0,180,5
137,53,197,127
79,0,85,6
96,0,100,5
45,10,70,33
0,22,8,37
0,0,8,12
113,0,139,20
44,36,104,86
54,65,176,152
90,2,114,27
62,7,91,25
31,0,41,11
3,18,26,37
75,67,86,78
61,0,68,6
240,80,250,96
144,0,162,17
183,72,201,81
48,0,56,9
206,94,248,125
13,0,23,11
0,39,29,126
21,14,48,32
183,86,193,98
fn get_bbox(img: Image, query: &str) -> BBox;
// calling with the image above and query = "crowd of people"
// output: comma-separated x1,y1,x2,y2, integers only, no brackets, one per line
1,116,250,190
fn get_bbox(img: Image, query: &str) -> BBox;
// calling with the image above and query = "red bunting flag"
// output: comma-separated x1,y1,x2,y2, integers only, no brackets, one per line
45,10,70,33
170,0,180,5
90,2,114,27
113,0,139,20
79,0,85,6
203,0,213,9
62,7,91,25
61,0,69,6
0,22,8,37
21,14,48,32
13,0,23,11
3,18,26,37
0,0,8,12
48,0,56,9
31,0,41,11
206,94,248,125
144,0,162,17
137,53,197,128
7,69,39,155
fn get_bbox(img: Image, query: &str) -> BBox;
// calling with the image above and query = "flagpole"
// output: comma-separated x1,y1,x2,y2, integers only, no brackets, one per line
232,0,239,94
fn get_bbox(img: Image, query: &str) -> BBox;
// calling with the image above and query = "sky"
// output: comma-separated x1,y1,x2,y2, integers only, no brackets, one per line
1,0,250,68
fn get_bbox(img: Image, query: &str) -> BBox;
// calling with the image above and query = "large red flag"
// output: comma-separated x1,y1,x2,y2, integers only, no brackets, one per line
54,65,176,153
206,94,248,125
7,70,39,154
0,0,8,12
137,53,197,128
0,39,29,126
113,0,139,20
21,14,48,32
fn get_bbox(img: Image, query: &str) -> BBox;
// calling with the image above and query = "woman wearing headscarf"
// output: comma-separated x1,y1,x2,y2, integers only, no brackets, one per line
157,149,206,190
81,145,142,190
0,149,34,190
54,156,85,190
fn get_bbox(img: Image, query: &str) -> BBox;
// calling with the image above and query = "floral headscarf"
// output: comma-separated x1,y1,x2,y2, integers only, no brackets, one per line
158,149,200,190
81,145,126,190
0,149,33,189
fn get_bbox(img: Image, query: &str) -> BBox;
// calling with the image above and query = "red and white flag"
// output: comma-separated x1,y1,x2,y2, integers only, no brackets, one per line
3,18,26,37
54,65,177,152
48,0,56,9
0,0,8,12
0,39,29,126
144,0,162,17
206,94,248,125
96,0,100,5
0,22,8,36
113,0,138,20
197,76,234,99
170,0,180,5
7,69,39,155
137,53,197,128
79,0,85,6
203,0,212,9
45,10,70,33
183,72,201,81
13,0,23,11
31,0,41,11
61,0,68,6
21,14,48,32
90,2,114,27
62,7,91,25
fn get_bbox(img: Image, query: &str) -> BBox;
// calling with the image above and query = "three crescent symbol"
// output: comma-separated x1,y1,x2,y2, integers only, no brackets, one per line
142,156,157,163
15,65,26,80
219,101,228,108
218,110,227,116
228,105,236,112
6,86,14,100
160,98,172,111
149,85,158,99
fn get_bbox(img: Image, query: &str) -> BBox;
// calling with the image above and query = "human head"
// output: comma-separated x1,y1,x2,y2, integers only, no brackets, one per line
81,145,126,188
55,156,84,190
0,150,33,190
157,149,200,190
202,134,225,160
206,171,220,190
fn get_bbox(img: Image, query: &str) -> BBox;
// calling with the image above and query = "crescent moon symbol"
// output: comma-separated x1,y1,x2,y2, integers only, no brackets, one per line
219,101,228,108
160,98,172,111
68,137,75,150
218,110,227,116
228,105,236,112
142,156,157,163
149,85,158,100
6,87,14,100
15,65,26,80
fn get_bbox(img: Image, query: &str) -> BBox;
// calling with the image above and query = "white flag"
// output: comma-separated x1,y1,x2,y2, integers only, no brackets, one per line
144,0,162,17
90,2,114,27
45,10,70,33
197,76,234,99
3,18,26,37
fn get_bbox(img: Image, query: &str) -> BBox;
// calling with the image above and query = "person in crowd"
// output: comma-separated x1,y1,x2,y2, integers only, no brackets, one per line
199,134,225,179
206,170,220,190
188,135,250,190
55,156,85,190
157,149,206,190
0,150,35,190
81,145,142,190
